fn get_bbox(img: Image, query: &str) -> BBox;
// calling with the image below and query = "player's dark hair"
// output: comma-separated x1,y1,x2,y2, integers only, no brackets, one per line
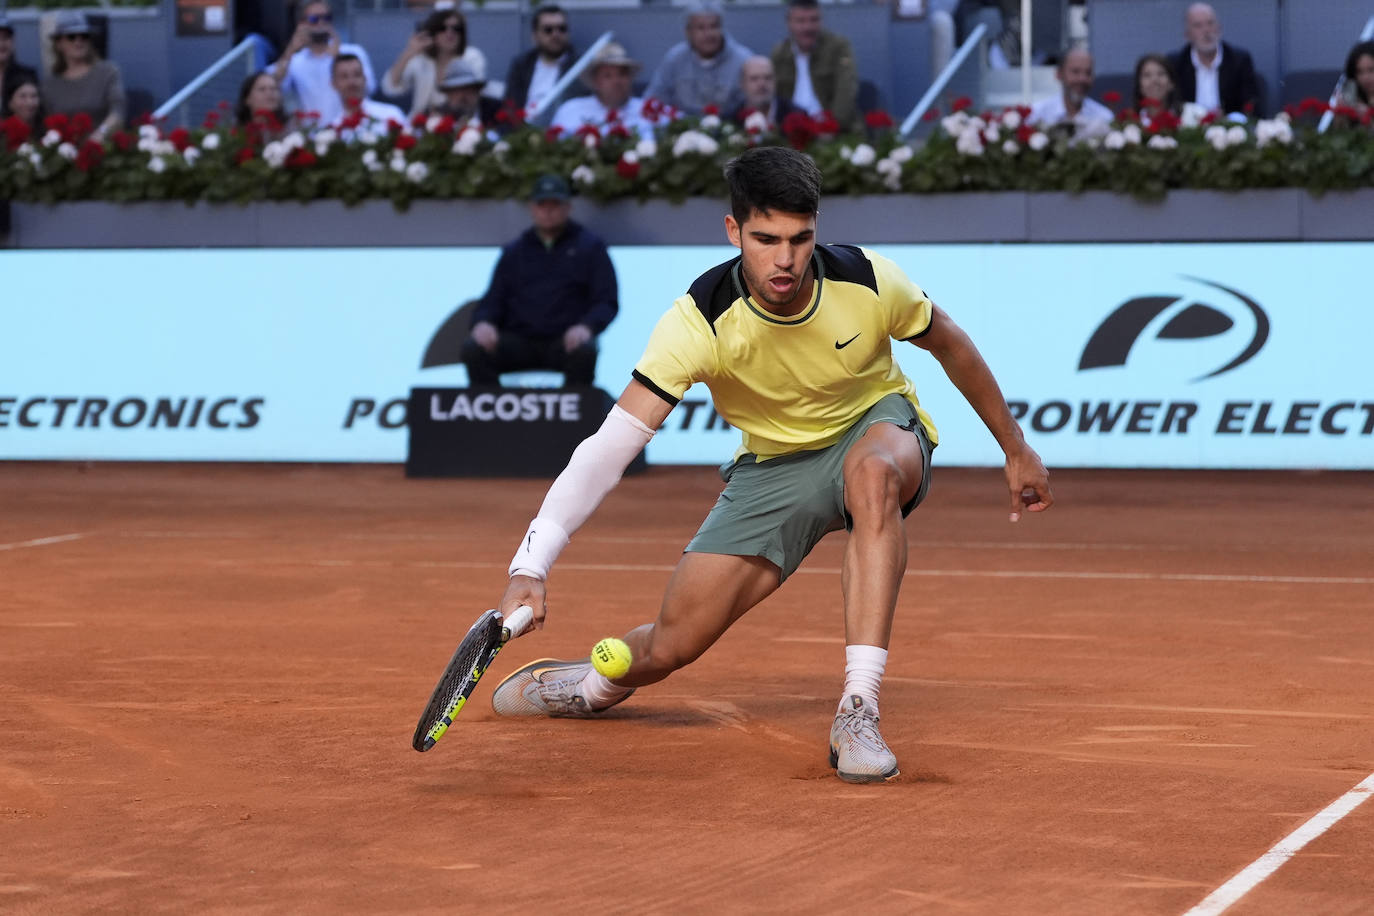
723,146,821,226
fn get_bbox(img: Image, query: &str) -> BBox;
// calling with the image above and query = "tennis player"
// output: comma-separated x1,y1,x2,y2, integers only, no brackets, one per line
489,145,1052,783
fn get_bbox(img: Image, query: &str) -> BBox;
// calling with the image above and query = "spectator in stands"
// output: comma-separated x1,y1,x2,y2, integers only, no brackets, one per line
463,174,618,388
332,53,405,129
429,58,500,129
383,8,486,120
1339,40,1374,117
1027,47,1112,140
1,15,39,119
550,42,655,137
504,4,578,115
1133,52,1180,123
234,71,288,135
770,0,859,132
272,0,375,126
1168,3,1258,118
728,55,800,129
43,11,125,140
645,0,753,117
929,1,1007,80
4,76,43,132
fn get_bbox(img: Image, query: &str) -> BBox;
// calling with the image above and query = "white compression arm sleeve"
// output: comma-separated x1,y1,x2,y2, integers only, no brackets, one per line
508,404,655,580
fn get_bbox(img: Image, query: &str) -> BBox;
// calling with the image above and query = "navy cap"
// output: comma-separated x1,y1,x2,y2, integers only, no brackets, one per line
530,174,571,201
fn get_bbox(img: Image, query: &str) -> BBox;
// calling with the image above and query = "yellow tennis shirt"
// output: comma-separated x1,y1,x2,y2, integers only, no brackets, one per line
632,244,939,461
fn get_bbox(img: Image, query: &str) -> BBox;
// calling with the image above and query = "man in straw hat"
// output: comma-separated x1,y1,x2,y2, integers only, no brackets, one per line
550,40,656,137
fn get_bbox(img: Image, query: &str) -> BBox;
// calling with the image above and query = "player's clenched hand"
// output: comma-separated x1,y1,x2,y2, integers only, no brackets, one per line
1004,444,1052,522
471,321,500,353
562,324,592,352
501,574,547,629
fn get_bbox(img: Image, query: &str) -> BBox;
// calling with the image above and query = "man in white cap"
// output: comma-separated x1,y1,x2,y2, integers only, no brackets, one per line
431,57,499,128
550,41,656,137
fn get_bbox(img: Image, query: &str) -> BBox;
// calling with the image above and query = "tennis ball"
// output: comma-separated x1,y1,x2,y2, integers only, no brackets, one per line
590,637,633,680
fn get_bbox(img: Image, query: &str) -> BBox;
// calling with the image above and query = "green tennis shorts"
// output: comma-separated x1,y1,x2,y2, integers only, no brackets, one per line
685,393,935,582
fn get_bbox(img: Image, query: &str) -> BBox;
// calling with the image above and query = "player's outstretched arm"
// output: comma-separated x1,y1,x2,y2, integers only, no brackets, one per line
911,305,1053,522
499,380,674,626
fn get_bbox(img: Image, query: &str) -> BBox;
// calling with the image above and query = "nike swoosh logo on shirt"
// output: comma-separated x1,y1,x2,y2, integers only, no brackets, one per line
835,334,861,350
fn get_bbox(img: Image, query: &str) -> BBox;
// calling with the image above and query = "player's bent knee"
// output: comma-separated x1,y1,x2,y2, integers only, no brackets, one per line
846,452,906,514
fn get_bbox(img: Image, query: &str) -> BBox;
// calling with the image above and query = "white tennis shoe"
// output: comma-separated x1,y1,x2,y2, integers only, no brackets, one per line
828,695,899,783
491,658,633,718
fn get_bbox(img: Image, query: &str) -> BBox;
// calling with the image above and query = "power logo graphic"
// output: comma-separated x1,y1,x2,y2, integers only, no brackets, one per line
1079,277,1269,381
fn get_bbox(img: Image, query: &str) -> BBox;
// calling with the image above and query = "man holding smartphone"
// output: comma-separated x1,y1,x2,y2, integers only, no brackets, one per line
272,0,376,126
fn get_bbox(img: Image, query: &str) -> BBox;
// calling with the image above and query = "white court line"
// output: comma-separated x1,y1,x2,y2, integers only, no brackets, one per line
1181,772,1374,916
397,560,1374,586
0,533,85,552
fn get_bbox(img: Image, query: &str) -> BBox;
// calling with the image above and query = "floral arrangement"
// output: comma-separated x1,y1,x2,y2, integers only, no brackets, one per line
2,95,1372,209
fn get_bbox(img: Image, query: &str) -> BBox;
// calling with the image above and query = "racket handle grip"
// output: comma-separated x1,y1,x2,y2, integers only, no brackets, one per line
501,605,535,641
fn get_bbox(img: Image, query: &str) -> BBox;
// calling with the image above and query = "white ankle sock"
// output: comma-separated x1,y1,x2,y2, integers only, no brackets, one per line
580,669,633,709
840,644,887,714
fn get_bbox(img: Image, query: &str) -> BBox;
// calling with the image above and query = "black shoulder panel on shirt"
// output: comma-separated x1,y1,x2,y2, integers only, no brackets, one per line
687,257,741,331
816,244,878,295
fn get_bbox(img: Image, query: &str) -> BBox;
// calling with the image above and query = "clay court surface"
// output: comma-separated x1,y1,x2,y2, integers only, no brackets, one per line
1,462,1372,914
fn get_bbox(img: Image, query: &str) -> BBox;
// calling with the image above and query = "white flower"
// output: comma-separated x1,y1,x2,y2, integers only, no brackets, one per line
571,164,596,186
155,140,177,157
1001,109,1022,130
876,158,902,190
201,133,221,150
137,136,158,153
635,137,658,158
389,153,407,172
362,149,381,171
405,161,429,183
743,110,769,134
889,144,914,163
426,115,443,133
147,156,167,173
42,130,61,147
1255,118,1293,147
1180,102,1208,127
1002,139,1020,155
17,142,35,156
183,147,201,165
850,143,877,167
583,132,599,149
621,150,639,166
27,151,42,168
357,128,379,146
452,127,482,155
982,124,1000,143
1276,110,1292,124
727,131,749,146
700,114,721,131
138,124,160,140
1204,124,1229,150
1028,131,1049,151
955,127,984,156
493,140,510,157
262,141,287,167
1122,124,1142,145
1103,130,1126,150
1147,134,1178,150
57,142,78,160
313,128,337,148
672,130,718,157
940,112,970,136
969,116,987,133
1226,124,1247,146
839,144,853,161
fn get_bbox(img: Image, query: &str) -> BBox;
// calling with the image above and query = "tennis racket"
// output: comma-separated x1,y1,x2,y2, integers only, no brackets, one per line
412,604,535,752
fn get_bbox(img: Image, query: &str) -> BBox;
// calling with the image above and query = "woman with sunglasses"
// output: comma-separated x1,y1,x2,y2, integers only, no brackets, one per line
382,8,487,118
42,10,125,139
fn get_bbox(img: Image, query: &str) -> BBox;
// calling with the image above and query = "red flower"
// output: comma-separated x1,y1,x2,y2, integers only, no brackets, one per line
339,109,364,130
234,146,255,164
432,115,455,135
201,111,221,129
814,111,840,135
393,133,417,151
65,111,94,141
951,96,973,113
921,107,939,122
544,125,564,142
133,113,155,127
44,112,70,134
411,111,428,128
1332,104,1362,121
74,139,103,172
1297,97,1327,116
604,107,621,123
780,110,818,149
864,109,894,128
616,157,640,179
285,148,317,168
1102,90,1122,106
385,118,404,134
606,124,632,140
1151,110,1181,132
702,103,720,116
110,130,133,151
255,110,284,132
1119,108,1139,123
1,115,31,151
1015,123,1034,144
1199,111,1218,126
168,127,192,151
217,100,231,110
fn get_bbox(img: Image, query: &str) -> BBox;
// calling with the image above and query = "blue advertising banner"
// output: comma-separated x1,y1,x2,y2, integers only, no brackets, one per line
1,244,1370,468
